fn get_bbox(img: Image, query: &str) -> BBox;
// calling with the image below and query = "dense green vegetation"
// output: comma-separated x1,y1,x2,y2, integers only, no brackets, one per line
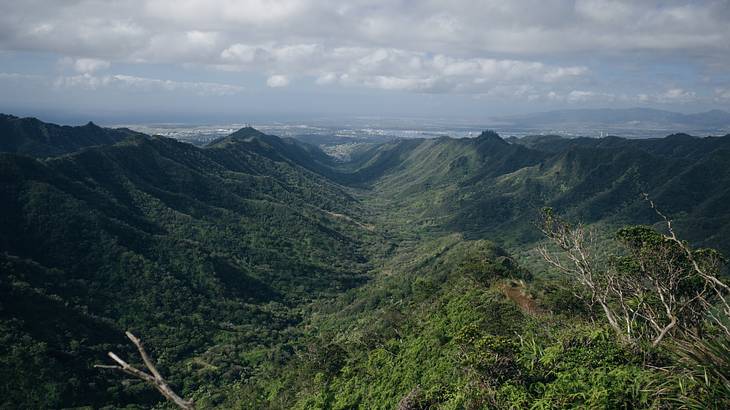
0,114,143,157
342,130,730,253
1,116,728,408
214,231,728,409
0,125,377,408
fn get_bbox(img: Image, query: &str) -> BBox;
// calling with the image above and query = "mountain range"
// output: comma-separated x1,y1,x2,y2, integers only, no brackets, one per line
1,114,729,408
0,114,145,157
493,108,730,135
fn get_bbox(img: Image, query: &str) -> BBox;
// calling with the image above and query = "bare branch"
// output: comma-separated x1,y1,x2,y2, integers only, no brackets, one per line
95,331,195,410
125,331,165,381
642,193,730,337
536,203,728,347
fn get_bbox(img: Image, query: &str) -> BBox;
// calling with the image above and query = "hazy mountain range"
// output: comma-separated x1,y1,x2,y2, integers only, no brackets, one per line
493,108,730,136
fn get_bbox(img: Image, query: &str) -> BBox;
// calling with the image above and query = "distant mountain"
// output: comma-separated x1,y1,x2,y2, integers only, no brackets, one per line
207,126,338,177
494,108,730,134
0,114,145,157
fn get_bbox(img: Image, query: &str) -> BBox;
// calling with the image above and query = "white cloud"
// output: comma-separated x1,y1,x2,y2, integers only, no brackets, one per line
528,89,617,103
54,73,107,89
266,74,289,88
647,88,698,104
714,88,730,102
315,72,337,85
221,44,264,63
133,30,222,63
362,76,436,92
0,72,45,81
1,1,726,66
0,1,727,102
575,0,634,24
69,57,111,73
543,67,589,83
659,88,697,103
633,88,698,104
54,73,244,96
567,90,599,102
144,0,307,25
218,43,588,93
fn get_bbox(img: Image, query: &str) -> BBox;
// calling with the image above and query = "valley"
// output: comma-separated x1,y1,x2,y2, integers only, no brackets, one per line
1,114,729,408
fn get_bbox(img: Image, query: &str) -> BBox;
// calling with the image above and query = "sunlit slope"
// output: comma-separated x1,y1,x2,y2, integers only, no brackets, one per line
343,131,730,251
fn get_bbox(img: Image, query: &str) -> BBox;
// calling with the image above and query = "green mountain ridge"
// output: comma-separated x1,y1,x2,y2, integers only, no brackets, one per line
0,114,145,157
338,130,730,252
0,124,376,407
1,115,729,408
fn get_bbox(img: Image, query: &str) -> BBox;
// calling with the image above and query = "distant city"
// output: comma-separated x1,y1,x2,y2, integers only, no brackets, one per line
114,110,730,147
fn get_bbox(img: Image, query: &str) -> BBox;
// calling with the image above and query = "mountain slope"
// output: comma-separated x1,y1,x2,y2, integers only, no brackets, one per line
336,131,730,253
206,130,730,409
0,113,143,157
0,127,377,408
2,116,730,409
207,126,342,181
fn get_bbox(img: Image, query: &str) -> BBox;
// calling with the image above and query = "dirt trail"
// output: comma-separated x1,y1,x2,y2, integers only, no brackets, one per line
500,281,546,317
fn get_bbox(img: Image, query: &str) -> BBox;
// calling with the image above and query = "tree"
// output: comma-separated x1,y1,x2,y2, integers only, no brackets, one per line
537,201,727,347
642,194,730,337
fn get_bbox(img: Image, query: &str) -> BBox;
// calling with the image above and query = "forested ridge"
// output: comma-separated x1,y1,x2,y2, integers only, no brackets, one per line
1,115,729,409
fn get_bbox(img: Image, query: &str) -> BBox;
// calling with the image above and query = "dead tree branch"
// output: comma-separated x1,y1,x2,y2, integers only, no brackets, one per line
642,193,730,337
537,209,628,341
537,203,727,347
95,331,195,410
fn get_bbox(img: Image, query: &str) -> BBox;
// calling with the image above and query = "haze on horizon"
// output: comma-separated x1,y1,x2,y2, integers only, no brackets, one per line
1,0,729,124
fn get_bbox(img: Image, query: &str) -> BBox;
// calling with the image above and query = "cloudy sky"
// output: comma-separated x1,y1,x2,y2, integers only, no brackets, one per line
1,0,729,123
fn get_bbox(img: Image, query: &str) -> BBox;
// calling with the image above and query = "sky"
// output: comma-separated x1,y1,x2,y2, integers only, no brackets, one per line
1,0,729,123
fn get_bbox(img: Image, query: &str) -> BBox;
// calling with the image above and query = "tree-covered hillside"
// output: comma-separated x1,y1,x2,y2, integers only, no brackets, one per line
0,114,145,157
0,115,728,409
341,131,730,253
0,123,377,408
